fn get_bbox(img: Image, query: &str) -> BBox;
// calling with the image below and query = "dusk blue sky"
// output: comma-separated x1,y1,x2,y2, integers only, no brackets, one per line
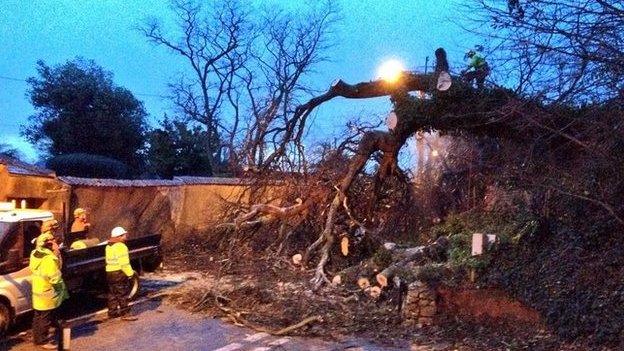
0,0,476,163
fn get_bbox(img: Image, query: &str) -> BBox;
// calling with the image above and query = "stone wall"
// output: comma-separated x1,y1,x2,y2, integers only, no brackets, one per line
68,185,181,243
0,165,279,245
403,281,438,328
175,183,251,237
65,178,275,245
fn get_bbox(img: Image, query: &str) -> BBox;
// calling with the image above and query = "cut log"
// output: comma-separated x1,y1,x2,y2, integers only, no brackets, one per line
369,286,382,299
340,236,349,256
376,237,449,287
335,264,361,283
357,277,371,290
377,261,422,288
334,257,385,289
376,247,425,288
292,253,303,265
376,267,394,288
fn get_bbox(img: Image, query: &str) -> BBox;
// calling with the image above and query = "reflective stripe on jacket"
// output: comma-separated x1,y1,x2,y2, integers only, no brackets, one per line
105,242,134,277
29,248,68,311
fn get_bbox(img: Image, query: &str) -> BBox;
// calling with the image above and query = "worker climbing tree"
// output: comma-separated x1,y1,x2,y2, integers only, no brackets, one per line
461,46,490,89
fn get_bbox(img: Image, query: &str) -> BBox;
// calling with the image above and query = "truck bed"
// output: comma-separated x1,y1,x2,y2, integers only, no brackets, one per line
62,234,162,277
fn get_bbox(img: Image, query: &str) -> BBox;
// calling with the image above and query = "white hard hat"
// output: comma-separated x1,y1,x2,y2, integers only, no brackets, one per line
111,226,128,238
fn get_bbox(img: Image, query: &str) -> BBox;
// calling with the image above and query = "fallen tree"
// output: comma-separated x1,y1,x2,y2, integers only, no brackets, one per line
224,74,477,287
219,46,595,290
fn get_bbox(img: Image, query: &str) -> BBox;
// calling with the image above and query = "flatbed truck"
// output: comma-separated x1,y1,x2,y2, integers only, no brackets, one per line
0,203,162,334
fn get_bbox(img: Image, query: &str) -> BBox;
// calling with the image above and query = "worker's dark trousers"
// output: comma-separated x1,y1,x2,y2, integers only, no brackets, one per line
463,68,489,88
107,271,130,318
32,307,59,345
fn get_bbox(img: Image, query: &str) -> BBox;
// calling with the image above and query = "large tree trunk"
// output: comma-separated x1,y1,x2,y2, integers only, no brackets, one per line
262,72,438,168
297,73,445,289
307,130,412,289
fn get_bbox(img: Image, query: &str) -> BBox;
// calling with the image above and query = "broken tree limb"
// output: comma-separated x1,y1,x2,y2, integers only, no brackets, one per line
317,74,433,101
310,192,342,289
274,315,323,336
377,265,407,288
215,295,322,336
308,132,397,289
377,247,427,288
262,72,437,167
248,54,474,291
277,75,444,287
218,198,309,232
275,215,306,255
232,198,306,228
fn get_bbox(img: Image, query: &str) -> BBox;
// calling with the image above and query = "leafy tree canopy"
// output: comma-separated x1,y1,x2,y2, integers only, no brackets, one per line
146,117,213,179
22,58,149,173
0,143,20,159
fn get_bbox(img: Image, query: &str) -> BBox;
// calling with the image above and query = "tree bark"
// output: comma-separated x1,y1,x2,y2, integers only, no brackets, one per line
262,72,436,168
376,237,449,288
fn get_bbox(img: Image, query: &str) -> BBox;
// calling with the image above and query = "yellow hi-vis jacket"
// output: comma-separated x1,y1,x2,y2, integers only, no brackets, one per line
105,242,134,277
29,248,69,311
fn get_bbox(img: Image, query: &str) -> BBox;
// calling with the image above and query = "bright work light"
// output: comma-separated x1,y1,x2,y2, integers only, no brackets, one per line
377,59,405,83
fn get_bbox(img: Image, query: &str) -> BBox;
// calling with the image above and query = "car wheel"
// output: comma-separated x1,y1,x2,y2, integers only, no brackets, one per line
0,302,11,337
127,273,140,300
